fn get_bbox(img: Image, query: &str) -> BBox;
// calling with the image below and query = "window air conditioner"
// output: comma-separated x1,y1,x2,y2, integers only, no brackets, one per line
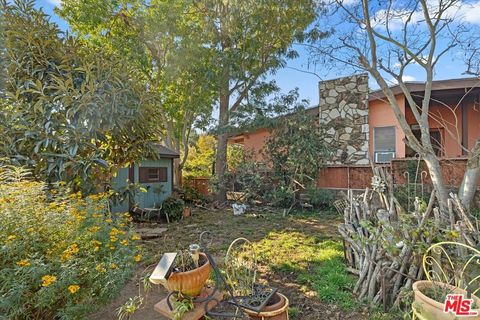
375,151,395,163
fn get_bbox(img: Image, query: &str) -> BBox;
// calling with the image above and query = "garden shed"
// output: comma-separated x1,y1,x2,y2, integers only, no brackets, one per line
111,145,180,213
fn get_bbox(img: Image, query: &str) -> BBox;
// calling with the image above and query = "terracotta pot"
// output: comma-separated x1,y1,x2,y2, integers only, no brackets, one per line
243,292,289,320
162,253,211,297
183,207,191,218
413,280,480,320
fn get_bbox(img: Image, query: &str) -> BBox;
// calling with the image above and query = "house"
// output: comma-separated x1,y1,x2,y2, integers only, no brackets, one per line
111,144,179,213
229,74,480,190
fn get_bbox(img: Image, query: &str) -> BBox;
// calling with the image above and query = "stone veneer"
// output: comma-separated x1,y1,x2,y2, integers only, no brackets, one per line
319,74,369,165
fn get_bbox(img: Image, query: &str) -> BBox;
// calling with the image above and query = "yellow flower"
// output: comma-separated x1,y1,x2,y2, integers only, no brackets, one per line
26,228,34,233
110,236,118,243
110,228,120,236
41,275,57,287
120,239,129,246
134,254,142,262
68,285,80,294
95,264,106,273
109,245,116,250
16,259,31,267
61,252,72,262
6,235,16,242
69,243,79,254
131,234,141,241
88,226,100,233
105,218,113,223
61,244,79,261
110,263,118,269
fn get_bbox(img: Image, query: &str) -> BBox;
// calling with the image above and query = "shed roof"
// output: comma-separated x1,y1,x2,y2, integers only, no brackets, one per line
152,144,180,158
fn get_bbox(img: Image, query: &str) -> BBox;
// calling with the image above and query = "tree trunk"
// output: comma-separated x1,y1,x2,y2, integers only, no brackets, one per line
459,141,480,210
214,80,230,203
173,158,182,188
423,154,449,214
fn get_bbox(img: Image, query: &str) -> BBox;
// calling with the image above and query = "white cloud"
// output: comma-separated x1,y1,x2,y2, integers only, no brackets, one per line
340,0,358,5
44,0,62,7
389,75,417,85
371,0,480,30
402,75,416,82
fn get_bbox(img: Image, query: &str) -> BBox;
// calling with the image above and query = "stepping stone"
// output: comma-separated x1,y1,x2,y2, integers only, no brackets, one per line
136,227,168,239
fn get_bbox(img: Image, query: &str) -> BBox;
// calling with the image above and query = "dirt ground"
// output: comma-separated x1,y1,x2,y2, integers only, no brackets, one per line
90,208,370,320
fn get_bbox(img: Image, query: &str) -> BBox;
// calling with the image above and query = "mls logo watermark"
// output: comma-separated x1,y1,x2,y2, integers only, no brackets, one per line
444,294,479,316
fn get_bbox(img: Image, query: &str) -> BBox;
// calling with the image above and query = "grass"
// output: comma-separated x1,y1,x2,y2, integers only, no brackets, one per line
254,231,357,310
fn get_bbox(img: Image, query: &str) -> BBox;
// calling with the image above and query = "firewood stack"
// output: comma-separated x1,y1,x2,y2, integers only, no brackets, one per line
338,166,479,309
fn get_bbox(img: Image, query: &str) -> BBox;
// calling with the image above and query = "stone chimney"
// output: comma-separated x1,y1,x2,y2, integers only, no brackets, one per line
319,74,369,164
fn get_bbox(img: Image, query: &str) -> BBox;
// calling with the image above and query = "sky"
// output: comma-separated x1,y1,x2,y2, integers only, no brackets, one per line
34,0,480,107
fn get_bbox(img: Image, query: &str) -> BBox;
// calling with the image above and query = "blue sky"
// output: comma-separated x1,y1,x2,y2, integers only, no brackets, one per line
34,0,478,107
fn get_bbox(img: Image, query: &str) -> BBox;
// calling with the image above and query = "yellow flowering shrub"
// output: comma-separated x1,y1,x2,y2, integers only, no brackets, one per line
0,178,140,319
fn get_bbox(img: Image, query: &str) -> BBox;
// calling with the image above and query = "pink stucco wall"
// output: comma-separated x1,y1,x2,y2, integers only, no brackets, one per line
368,95,406,159
468,102,480,151
234,95,480,162
236,129,271,161
369,95,480,158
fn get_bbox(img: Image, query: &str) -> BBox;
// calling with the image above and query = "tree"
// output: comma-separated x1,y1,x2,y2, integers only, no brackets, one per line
309,0,480,211
58,0,216,186
264,109,331,205
184,135,216,179
193,0,318,202
0,0,157,192
184,134,244,179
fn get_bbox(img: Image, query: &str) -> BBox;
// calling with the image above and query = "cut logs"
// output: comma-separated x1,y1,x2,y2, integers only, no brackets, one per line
339,167,479,310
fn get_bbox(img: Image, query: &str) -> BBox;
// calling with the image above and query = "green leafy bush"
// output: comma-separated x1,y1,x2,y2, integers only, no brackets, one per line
181,185,206,204
268,185,296,208
307,188,335,211
161,197,185,221
0,175,141,319
394,184,429,212
233,159,272,202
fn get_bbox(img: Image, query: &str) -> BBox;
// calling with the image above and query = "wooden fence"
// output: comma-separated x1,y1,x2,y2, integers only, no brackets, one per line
317,157,476,190
184,177,210,196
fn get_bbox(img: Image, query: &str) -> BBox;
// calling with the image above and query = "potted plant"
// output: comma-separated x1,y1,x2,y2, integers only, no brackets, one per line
413,280,480,319
243,292,289,320
161,251,211,297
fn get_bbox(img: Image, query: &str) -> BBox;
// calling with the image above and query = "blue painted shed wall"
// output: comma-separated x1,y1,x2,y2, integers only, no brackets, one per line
111,158,173,213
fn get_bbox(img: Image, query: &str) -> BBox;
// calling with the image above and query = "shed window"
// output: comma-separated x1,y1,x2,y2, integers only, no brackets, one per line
139,167,168,183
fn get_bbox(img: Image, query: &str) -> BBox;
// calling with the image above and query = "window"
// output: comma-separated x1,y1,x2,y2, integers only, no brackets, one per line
139,167,168,183
374,126,396,163
406,128,444,157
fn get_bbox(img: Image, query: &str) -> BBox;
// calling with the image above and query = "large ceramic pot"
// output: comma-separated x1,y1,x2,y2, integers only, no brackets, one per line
162,253,211,297
243,292,289,320
413,280,480,320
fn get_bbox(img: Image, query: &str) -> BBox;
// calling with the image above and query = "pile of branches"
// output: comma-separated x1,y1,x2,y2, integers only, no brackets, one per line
338,167,479,309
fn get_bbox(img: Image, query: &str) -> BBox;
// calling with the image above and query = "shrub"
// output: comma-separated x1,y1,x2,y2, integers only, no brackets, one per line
233,159,272,203
307,188,335,211
268,185,296,208
0,177,141,319
394,184,429,212
181,185,206,204
161,197,185,221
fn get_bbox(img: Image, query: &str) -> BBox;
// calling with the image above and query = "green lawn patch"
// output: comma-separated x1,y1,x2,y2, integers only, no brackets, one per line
254,231,356,310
